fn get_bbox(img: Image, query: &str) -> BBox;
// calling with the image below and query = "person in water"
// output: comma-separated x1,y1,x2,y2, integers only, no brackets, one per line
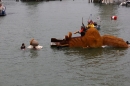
126,41,130,47
126,41,130,44
21,43,26,50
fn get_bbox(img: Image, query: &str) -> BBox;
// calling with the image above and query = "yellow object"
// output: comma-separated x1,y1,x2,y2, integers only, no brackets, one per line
87,24,95,28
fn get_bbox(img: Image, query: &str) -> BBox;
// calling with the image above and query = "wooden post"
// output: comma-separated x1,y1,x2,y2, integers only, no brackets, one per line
90,0,93,3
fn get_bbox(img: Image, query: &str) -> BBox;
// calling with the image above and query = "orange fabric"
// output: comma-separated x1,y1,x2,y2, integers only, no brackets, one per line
67,28,128,48
83,27,102,47
69,28,102,48
102,35,128,48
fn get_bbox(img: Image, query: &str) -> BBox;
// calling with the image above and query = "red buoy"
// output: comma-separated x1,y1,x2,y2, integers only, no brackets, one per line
111,16,117,20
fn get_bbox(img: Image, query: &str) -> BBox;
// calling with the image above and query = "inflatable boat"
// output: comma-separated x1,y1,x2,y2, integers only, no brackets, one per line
51,28,128,48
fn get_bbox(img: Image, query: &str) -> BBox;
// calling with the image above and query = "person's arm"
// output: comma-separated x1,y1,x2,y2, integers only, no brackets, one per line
74,30,79,34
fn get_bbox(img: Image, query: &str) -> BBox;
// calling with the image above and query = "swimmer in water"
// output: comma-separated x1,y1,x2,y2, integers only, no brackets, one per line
126,41,130,44
126,41,130,47
21,43,26,50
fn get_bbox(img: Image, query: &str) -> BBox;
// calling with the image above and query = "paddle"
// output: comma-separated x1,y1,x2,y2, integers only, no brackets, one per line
82,17,85,27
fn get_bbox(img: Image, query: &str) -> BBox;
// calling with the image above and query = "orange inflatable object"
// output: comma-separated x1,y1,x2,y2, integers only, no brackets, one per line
51,28,128,48
102,35,128,48
69,28,102,48
83,27,102,47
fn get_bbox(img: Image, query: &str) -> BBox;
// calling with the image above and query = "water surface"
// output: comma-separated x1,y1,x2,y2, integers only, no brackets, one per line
0,0,130,86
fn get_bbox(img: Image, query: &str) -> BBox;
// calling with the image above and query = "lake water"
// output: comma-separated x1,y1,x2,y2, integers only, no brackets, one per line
0,0,130,86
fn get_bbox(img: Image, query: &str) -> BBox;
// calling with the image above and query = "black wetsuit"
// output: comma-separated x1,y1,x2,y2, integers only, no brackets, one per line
21,45,25,49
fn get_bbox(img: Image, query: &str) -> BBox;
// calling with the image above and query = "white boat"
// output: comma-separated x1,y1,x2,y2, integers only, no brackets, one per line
120,1,130,6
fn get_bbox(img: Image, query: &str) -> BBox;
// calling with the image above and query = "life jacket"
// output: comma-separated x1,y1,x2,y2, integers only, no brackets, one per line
79,26,85,33
79,26,86,36
87,23,95,28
